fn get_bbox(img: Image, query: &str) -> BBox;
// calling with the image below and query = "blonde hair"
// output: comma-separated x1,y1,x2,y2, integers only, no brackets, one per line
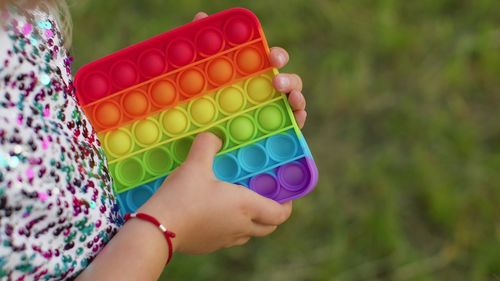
1,0,72,47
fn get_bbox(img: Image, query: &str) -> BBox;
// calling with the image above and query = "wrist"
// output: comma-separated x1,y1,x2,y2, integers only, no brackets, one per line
138,197,181,253
123,212,176,265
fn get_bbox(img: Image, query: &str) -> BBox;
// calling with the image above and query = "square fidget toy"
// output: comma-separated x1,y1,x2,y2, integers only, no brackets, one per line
75,8,318,215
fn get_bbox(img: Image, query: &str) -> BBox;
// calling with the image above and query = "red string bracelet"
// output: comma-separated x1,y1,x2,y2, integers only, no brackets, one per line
124,212,176,264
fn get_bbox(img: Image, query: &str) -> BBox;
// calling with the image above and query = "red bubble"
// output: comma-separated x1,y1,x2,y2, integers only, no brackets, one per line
138,50,166,77
82,72,109,102
167,39,195,67
111,61,138,88
196,28,224,56
224,17,253,45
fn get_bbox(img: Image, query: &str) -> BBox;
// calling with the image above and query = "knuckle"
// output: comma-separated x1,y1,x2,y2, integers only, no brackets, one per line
279,208,292,223
178,161,196,172
236,199,251,217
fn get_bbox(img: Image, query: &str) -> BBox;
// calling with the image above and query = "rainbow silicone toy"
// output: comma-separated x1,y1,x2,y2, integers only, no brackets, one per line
75,8,318,214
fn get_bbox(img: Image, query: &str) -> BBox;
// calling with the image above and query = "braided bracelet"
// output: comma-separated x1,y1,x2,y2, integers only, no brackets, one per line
124,212,176,264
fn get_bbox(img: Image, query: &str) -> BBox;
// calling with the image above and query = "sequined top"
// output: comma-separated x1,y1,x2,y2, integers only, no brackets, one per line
0,7,122,280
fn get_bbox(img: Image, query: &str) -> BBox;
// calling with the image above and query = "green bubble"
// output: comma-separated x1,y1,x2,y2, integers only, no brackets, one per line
257,104,284,132
144,147,173,175
116,158,145,186
228,115,256,143
172,137,194,163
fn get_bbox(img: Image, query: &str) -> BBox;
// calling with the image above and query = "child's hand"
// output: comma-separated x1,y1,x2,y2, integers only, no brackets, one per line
136,11,302,257
139,133,293,254
194,12,307,128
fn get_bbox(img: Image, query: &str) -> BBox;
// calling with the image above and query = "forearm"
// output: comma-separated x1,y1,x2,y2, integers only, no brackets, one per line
76,219,171,281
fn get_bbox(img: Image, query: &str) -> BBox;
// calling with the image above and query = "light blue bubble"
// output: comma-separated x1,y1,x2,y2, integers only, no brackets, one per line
213,154,240,182
126,185,154,211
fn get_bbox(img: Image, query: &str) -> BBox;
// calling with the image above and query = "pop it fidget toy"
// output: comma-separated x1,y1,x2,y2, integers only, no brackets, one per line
75,8,318,214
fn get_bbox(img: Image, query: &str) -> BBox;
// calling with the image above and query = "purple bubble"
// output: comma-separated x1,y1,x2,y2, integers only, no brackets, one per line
277,162,309,191
249,173,280,199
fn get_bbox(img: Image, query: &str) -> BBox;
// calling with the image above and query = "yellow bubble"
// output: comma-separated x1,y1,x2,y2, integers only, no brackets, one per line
217,87,245,114
161,108,189,135
246,76,274,103
133,119,160,146
189,97,216,125
105,129,132,157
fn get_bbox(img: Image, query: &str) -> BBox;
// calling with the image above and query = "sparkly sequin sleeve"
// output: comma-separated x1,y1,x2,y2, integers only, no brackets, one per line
0,7,122,280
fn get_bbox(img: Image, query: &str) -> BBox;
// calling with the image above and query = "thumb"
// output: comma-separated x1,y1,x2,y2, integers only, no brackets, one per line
185,132,222,167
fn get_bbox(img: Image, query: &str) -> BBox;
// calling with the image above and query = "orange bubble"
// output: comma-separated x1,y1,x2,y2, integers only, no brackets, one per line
236,47,263,74
150,80,177,107
206,57,234,86
94,101,121,127
178,68,205,96
122,90,149,117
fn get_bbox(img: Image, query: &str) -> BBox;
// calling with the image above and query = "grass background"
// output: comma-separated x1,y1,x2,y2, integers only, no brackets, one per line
70,1,500,280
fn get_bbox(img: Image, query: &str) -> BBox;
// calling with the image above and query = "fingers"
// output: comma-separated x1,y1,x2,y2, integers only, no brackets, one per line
250,223,277,237
192,12,208,21
185,132,222,167
233,237,250,247
231,223,278,248
288,90,306,111
287,90,307,128
273,73,303,93
269,47,289,68
293,110,307,129
246,192,293,225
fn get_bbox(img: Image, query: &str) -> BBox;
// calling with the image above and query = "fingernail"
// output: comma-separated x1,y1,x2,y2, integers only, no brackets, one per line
275,76,289,90
277,53,286,66
299,94,306,108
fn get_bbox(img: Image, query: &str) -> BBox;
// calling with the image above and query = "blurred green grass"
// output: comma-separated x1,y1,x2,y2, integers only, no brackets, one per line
70,0,500,280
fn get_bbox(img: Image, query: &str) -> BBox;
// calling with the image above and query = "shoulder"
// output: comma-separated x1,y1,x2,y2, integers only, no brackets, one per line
0,6,122,280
